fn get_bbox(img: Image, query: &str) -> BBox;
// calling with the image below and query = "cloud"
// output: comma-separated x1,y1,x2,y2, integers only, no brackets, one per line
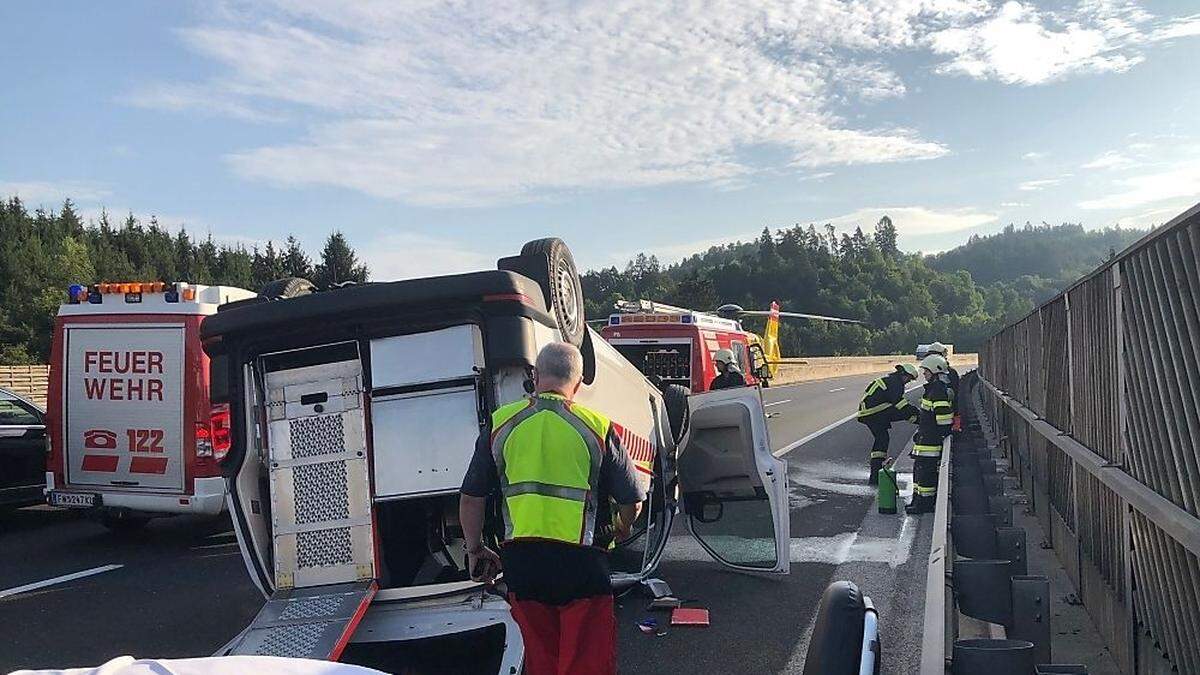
1081,150,1135,169
359,232,493,280
1022,151,1047,160
129,83,283,123
1000,201,1030,207
136,1,1005,207
1018,178,1061,191
1151,14,1200,41
823,206,996,236
0,180,112,206
925,0,1196,85
1078,160,1200,210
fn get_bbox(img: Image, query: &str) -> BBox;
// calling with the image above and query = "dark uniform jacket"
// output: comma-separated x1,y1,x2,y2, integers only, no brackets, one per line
857,371,915,425
710,367,746,390
942,366,961,413
913,378,954,454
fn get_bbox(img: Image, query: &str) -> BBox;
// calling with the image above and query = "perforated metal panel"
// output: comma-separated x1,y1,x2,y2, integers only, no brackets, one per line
227,581,377,661
264,356,374,590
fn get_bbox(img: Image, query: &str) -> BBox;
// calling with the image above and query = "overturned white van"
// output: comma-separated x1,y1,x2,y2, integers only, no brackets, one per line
201,239,789,673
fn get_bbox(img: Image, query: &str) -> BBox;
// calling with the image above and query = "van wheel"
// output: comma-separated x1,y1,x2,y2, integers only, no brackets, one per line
100,512,150,534
662,384,690,446
260,277,315,300
520,238,585,347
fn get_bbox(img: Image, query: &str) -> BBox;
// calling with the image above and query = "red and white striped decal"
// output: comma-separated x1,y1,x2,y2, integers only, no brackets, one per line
612,423,656,475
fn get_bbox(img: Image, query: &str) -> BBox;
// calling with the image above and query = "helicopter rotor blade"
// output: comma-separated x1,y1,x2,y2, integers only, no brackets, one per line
738,309,861,324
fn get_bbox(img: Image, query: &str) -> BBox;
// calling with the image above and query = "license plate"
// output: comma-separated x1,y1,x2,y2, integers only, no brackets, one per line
50,492,98,508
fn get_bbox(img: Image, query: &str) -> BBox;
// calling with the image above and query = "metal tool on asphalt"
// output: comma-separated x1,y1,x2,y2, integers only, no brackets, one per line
877,457,899,514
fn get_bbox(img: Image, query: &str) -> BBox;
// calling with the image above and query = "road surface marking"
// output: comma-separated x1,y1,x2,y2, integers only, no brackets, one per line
764,399,791,408
0,564,123,599
773,383,922,457
828,387,846,392
191,542,239,551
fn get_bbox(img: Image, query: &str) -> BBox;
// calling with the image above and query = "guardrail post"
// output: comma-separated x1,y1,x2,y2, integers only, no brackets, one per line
1114,262,1138,675
1011,575,1052,666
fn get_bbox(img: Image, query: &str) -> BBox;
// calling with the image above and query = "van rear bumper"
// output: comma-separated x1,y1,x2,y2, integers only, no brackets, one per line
47,476,227,516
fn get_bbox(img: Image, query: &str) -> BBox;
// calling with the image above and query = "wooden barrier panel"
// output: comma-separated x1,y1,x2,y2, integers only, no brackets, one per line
0,364,50,408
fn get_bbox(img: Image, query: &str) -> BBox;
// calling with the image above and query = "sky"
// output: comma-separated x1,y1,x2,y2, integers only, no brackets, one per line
2,0,1199,279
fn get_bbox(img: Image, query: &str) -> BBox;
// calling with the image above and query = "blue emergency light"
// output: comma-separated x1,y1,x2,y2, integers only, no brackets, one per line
609,316,620,325
67,284,83,304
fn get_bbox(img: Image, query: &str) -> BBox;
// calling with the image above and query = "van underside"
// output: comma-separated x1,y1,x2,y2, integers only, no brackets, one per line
204,262,675,671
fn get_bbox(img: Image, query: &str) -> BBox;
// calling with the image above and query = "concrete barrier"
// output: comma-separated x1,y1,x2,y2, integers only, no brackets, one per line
0,355,980,408
772,354,978,387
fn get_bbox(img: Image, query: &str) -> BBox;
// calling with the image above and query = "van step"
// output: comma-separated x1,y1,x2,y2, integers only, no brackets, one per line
226,580,377,660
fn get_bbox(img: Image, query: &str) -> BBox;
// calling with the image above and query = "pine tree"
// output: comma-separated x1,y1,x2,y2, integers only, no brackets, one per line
314,231,369,287
282,235,314,279
874,215,899,258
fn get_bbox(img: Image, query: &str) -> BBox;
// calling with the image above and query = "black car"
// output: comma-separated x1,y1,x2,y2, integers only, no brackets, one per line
0,387,48,509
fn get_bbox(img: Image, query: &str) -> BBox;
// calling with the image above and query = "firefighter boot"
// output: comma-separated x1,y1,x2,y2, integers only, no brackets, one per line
906,494,933,515
868,457,883,485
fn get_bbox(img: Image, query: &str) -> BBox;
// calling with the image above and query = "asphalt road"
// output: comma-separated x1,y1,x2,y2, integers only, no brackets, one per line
616,371,933,674
0,370,930,673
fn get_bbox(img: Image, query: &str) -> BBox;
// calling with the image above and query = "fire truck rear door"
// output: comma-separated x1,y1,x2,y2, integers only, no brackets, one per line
63,323,186,492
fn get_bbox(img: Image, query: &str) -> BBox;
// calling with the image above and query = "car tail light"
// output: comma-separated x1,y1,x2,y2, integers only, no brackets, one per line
195,421,213,458
210,403,232,461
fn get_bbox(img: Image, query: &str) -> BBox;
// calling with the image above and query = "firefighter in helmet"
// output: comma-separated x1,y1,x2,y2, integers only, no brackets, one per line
926,341,960,429
856,363,919,484
710,348,747,390
908,354,954,514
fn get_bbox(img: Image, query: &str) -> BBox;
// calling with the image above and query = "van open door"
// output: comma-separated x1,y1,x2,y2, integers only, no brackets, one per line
677,387,789,574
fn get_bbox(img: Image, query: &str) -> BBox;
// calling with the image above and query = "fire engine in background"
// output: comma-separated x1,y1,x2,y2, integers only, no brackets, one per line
598,299,858,393
45,281,256,531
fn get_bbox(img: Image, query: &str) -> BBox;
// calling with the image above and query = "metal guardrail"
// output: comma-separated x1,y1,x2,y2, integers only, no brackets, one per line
979,202,1200,674
919,435,952,675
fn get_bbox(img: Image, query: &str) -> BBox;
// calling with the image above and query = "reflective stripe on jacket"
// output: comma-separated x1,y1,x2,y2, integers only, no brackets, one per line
911,378,953,457
490,393,609,546
857,372,913,421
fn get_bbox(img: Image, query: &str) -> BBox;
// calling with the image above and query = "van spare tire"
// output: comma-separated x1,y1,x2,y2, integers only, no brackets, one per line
520,238,585,347
662,384,690,446
259,277,315,300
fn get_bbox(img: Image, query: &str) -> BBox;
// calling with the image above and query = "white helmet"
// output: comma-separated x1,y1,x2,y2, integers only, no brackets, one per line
927,341,949,356
920,354,949,375
714,348,735,366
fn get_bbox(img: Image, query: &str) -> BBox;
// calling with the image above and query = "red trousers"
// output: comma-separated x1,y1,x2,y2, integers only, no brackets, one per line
508,593,617,675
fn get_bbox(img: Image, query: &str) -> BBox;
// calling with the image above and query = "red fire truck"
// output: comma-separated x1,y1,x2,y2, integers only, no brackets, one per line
45,281,256,530
599,300,774,393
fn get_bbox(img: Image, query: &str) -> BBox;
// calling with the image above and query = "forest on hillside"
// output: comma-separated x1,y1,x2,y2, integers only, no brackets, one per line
0,198,367,364
582,218,1145,356
0,196,1146,364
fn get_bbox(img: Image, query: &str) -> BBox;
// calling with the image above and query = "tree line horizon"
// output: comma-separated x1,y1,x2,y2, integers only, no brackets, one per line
0,196,1144,364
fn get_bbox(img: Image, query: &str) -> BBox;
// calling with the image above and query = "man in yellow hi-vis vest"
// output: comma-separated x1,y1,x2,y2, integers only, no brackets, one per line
460,342,645,675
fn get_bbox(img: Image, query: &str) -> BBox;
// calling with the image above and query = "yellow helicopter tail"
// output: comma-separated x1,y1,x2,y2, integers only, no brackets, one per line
763,301,782,378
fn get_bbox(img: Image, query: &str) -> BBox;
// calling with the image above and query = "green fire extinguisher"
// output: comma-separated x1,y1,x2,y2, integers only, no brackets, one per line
878,457,898,514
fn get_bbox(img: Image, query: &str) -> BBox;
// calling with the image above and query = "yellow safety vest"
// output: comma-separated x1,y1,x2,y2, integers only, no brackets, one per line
490,393,609,546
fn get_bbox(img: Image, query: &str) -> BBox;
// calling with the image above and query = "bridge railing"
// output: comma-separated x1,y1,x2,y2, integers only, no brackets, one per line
979,202,1200,675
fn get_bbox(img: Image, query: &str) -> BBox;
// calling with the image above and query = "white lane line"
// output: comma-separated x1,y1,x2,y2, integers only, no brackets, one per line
764,399,792,408
828,387,846,392
0,564,123,599
773,382,923,458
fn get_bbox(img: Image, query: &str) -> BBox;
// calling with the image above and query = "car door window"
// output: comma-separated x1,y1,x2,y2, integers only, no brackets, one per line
677,387,789,574
0,399,41,425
